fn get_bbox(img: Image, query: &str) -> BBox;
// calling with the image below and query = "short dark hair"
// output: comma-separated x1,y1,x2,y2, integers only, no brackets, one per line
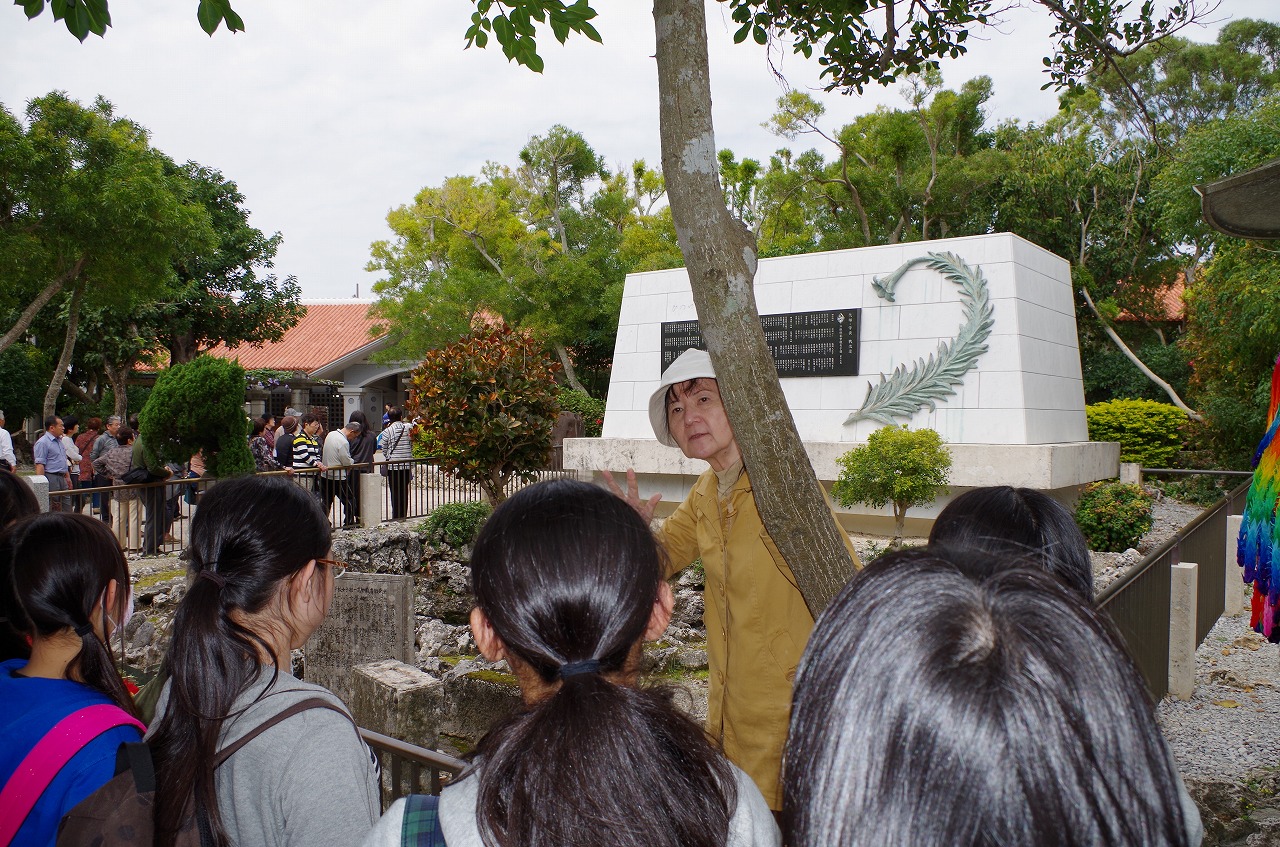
928,486,1093,599
115,427,135,445
250,419,267,437
300,413,320,427
43,415,60,431
62,415,79,432
386,406,403,422
468,480,736,847
784,547,1189,847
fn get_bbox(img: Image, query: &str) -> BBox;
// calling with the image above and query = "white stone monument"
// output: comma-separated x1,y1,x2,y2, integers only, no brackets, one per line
563,232,1118,534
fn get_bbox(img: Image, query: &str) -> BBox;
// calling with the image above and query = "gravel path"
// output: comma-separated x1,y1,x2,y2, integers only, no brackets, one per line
1158,584,1278,783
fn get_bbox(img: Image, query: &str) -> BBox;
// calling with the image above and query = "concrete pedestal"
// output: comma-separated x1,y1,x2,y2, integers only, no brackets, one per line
1169,561,1199,701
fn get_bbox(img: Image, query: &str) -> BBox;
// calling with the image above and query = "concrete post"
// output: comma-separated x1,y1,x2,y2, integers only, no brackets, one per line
360,472,385,528
1226,514,1247,615
1119,462,1142,485
1168,561,1199,700
28,474,49,513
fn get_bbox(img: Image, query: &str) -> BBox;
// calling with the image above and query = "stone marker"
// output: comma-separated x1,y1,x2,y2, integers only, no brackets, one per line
306,572,415,706
1226,514,1247,614
1168,561,1199,701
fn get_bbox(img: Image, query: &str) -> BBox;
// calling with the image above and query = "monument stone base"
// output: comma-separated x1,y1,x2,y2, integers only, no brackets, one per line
563,437,1119,534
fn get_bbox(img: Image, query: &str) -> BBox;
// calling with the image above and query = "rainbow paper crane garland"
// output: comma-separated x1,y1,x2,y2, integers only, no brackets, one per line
1238,353,1280,642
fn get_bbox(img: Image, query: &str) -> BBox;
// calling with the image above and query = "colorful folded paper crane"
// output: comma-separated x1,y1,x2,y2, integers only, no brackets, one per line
1238,353,1280,641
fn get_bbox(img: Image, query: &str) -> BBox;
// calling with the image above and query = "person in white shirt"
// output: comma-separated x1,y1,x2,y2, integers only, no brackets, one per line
0,411,16,471
320,422,360,527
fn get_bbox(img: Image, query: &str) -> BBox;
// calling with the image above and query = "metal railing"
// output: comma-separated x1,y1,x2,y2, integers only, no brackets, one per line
360,728,466,808
1095,480,1249,700
47,459,579,555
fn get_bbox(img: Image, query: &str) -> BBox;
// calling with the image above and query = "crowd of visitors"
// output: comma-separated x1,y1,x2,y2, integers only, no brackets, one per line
0,370,1204,846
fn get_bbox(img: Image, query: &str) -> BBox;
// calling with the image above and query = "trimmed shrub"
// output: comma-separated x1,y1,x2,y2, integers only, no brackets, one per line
408,325,561,503
138,355,254,477
424,501,492,549
557,387,605,437
1085,399,1186,467
1074,482,1153,552
832,426,951,548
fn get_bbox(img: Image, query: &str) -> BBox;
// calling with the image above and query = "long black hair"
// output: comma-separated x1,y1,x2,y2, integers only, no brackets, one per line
0,473,40,660
6,512,138,717
784,547,1188,847
469,479,736,847
929,485,1094,599
149,475,331,847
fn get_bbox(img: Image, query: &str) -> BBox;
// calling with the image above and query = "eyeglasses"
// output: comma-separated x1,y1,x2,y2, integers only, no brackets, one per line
316,557,347,579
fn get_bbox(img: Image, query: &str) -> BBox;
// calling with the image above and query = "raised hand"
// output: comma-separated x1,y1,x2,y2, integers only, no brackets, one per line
602,468,662,524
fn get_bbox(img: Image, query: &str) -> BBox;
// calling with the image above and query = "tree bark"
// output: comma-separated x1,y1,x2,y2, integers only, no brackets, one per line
554,344,589,395
61,378,97,407
0,257,87,356
43,280,86,418
103,361,131,420
654,0,857,617
168,330,200,365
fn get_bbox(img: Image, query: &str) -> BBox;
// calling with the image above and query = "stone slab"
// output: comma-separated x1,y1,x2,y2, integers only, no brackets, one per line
349,658,444,749
1227,515,1247,614
1169,561,1199,701
305,572,415,706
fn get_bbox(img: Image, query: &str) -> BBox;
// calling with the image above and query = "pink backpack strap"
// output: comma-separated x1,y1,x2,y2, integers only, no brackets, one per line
0,703,145,846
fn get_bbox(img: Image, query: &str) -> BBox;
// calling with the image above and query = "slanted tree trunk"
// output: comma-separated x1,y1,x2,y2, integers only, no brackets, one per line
654,0,856,617
1080,286,1203,421
554,344,589,395
42,280,86,418
0,257,88,356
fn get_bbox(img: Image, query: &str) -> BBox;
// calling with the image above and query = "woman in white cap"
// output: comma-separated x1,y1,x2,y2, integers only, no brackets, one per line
607,347,861,813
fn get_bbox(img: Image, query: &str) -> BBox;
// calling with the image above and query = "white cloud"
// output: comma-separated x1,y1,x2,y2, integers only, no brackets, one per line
2,0,1272,299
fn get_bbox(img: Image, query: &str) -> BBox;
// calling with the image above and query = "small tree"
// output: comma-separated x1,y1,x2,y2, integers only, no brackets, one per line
409,325,560,504
138,355,254,477
833,426,952,549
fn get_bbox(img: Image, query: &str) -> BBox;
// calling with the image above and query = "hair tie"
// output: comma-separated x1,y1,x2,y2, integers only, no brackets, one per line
74,622,94,638
198,570,227,589
557,659,601,679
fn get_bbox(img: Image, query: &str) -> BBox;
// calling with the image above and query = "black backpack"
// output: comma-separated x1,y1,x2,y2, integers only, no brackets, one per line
57,697,351,847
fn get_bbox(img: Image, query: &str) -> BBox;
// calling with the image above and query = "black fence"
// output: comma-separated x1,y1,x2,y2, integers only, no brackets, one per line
1095,480,1249,700
48,460,579,555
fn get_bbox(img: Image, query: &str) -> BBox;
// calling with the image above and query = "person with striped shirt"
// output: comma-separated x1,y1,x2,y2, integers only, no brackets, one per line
292,415,327,492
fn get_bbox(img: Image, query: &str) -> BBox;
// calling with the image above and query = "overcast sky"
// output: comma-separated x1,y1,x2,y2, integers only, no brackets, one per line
2,0,1273,300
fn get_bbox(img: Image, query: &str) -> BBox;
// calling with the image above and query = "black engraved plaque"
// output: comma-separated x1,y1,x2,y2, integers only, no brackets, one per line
661,308,860,377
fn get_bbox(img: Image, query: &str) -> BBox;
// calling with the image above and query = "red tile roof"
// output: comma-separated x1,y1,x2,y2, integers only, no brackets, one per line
205,301,385,373
1116,275,1186,323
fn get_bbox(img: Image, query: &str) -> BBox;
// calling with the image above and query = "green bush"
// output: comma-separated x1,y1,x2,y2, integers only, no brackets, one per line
832,426,951,548
557,387,605,437
424,501,493,549
1074,482,1153,552
1085,399,1186,467
138,356,254,477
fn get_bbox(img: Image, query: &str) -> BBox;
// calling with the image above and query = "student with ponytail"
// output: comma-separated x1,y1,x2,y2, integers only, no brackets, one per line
362,479,780,847
147,475,378,847
0,513,144,845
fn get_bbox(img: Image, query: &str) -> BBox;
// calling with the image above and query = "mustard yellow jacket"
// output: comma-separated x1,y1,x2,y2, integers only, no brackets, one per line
659,466,861,810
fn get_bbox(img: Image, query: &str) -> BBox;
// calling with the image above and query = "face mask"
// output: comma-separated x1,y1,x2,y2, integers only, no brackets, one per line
100,583,134,633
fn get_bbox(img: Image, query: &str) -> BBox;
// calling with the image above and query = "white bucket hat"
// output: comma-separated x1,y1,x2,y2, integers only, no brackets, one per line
648,348,717,447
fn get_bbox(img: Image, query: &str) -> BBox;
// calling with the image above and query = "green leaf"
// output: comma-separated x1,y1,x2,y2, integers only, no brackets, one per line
753,24,767,45
196,0,222,34
66,0,90,40
18,0,47,20
734,21,750,43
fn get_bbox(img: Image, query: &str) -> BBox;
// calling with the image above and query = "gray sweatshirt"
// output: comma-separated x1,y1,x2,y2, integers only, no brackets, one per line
151,666,380,847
